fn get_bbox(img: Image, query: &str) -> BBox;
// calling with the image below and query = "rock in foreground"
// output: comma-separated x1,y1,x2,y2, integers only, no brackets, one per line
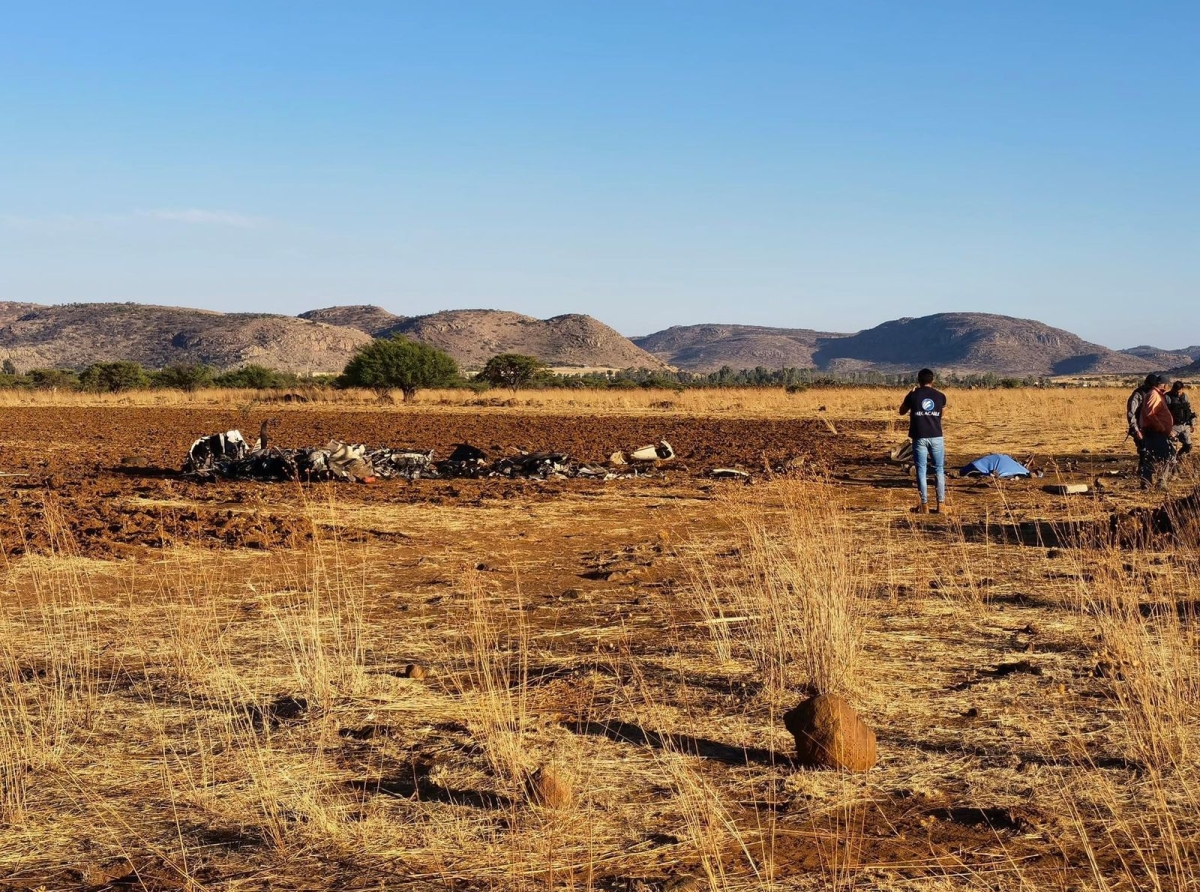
784,693,877,772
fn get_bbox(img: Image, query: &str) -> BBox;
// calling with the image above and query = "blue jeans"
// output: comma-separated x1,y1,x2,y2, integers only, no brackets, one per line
913,437,946,505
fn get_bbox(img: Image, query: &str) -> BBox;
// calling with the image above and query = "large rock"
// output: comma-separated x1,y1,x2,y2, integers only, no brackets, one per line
784,694,877,772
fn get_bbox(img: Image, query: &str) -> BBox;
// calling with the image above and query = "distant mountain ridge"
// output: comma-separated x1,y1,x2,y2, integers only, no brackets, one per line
811,313,1155,375
1120,345,1199,368
633,324,846,372
0,303,371,373
0,302,1186,377
0,302,665,373
637,313,1165,376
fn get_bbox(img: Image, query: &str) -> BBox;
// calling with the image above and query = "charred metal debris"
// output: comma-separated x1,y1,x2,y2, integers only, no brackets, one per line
183,431,676,482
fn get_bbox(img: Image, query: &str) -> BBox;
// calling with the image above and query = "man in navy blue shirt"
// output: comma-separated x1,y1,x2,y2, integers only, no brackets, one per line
899,368,948,514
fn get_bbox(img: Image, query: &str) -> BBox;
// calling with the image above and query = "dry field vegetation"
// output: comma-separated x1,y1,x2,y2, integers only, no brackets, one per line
2,386,1200,891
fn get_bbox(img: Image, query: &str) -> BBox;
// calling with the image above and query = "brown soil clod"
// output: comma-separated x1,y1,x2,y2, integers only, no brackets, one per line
247,695,310,729
784,693,878,772
926,805,1033,833
990,660,1044,677
525,765,574,809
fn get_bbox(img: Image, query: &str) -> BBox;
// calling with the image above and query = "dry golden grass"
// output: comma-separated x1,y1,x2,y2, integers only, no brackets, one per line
2,389,1199,890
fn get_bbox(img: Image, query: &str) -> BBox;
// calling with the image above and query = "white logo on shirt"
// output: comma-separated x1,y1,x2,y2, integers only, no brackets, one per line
921,398,935,412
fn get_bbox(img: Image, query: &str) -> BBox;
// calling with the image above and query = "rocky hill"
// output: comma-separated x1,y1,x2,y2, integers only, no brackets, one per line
299,305,406,338
639,313,1162,376
312,307,667,370
633,324,847,372
1166,354,1200,377
812,313,1159,375
0,303,371,373
0,302,666,374
1121,345,1198,368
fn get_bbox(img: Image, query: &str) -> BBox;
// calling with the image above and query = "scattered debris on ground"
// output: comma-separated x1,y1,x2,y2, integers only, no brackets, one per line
708,468,752,481
609,440,674,465
1044,482,1089,495
182,431,673,482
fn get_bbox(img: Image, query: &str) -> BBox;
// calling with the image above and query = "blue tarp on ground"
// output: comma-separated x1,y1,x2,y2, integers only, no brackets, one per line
960,453,1031,478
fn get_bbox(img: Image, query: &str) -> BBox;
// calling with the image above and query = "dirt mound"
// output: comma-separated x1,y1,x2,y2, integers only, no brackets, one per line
1111,486,1200,546
525,765,574,809
0,484,313,559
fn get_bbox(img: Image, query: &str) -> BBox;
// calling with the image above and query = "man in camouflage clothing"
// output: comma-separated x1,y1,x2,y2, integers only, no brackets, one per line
1166,381,1196,457
1127,374,1161,480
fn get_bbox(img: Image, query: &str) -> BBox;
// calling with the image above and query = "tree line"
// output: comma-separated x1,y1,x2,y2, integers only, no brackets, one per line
0,337,1060,397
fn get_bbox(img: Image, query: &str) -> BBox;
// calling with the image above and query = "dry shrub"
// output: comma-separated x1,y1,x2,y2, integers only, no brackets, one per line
454,569,531,787
1071,551,1200,771
686,477,865,698
0,504,102,822
1036,545,1200,890
657,749,759,892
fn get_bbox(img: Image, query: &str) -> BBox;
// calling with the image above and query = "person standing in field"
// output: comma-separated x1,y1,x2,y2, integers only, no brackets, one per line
1166,380,1195,457
1127,373,1159,478
1138,376,1176,489
899,368,948,514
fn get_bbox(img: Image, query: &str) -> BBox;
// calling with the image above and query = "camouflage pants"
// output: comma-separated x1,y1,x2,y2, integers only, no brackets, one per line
1141,432,1175,488
1173,424,1193,455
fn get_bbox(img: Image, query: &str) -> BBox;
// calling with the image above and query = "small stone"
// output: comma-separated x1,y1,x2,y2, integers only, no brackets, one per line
526,765,573,809
404,663,427,680
784,694,877,772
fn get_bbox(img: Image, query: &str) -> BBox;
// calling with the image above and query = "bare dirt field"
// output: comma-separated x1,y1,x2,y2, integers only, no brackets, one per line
1,388,1198,891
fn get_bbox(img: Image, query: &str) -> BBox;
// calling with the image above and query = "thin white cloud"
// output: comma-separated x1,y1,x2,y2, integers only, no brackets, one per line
0,212,125,232
1,209,269,232
138,208,266,229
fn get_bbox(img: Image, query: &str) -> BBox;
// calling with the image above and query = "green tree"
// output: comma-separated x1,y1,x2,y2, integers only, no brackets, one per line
155,362,215,393
213,364,294,389
340,336,458,402
477,353,547,393
79,361,150,393
27,368,80,390
1,359,16,376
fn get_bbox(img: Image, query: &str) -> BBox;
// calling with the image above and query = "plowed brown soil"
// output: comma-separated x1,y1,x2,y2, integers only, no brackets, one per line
0,407,881,558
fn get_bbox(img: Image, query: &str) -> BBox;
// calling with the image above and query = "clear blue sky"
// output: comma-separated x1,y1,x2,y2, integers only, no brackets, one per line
2,2,1196,347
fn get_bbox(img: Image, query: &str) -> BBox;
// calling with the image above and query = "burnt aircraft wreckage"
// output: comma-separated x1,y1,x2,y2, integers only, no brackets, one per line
182,429,676,483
